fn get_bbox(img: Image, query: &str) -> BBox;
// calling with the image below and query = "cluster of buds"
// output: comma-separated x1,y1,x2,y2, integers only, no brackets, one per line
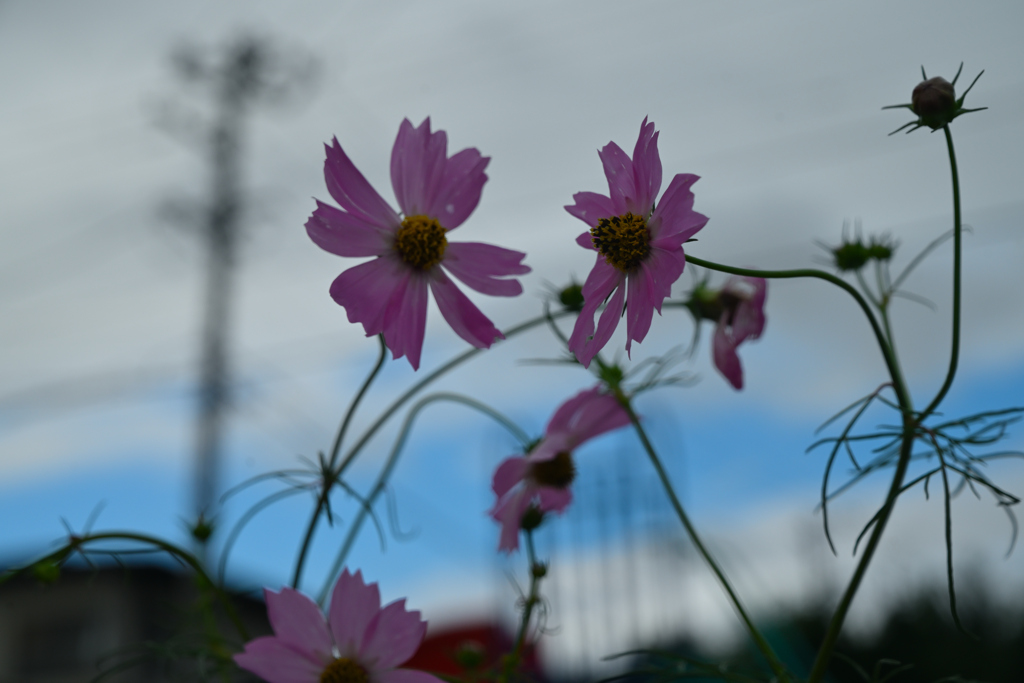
827,233,897,272
884,63,987,134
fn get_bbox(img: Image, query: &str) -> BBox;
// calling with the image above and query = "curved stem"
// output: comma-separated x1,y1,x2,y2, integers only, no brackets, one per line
809,125,968,681
291,336,388,589
316,392,530,604
686,255,908,408
291,313,566,590
336,311,571,480
15,532,251,642
616,390,791,682
920,125,963,420
328,335,388,470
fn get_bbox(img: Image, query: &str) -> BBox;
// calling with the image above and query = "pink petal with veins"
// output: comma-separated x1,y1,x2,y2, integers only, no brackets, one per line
328,569,381,659
329,256,409,338
429,271,503,349
324,138,401,229
361,600,427,670
234,636,326,683
443,242,529,297
306,200,391,258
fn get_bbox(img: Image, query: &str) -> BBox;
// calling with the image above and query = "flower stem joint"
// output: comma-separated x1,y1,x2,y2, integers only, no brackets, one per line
884,63,987,135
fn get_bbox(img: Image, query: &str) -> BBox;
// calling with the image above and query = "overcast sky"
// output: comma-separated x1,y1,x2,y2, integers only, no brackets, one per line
2,0,1023,666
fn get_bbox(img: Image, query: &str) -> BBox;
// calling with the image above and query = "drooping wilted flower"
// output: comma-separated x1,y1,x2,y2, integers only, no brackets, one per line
489,386,631,551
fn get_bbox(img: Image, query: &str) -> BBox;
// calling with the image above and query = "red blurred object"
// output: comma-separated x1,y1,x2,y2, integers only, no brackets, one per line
405,621,544,682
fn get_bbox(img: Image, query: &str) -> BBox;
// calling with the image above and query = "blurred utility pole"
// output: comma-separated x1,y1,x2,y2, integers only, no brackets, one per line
159,35,315,557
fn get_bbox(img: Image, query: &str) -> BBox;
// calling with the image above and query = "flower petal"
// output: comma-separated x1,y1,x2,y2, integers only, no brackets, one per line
329,569,382,659
390,118,448,218
649,173,707,243
565,191,616,227
442,242,529,297
325,137,401,229
598,141,635,216
382,271,429,371
568,258,624,368
306,200,391,258
429,147,490,229
377,668,447,683
544,387,601,435
489,486,531,552
492,456,530,497
234,636,326,683
429,271,504,349
543,386,632,449
562,393,631,448
645,246,686,314
264,587,334,658
537,486,572,514
330,255,409,338
624,267,656,356
630,117,662,215
575,230,596,250
728,277,767,343
360,599,427,670
587,283,626,364
713,321,744,390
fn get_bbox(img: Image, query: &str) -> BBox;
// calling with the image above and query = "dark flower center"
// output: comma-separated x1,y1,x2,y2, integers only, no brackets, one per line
590,212,651,272
529,451,576,489
395,215,448,270
320,657,368,683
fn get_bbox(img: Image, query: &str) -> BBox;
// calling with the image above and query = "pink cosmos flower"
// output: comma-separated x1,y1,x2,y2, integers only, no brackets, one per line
234,568,442,683
711,276,767,390
488,386,631,552
306,118,530,370
566,118,709,368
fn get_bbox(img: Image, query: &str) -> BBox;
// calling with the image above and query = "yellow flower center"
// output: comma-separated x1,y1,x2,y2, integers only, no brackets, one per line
590,212,651,272
320,657,368,683
530,451,576,489
394,215,448,270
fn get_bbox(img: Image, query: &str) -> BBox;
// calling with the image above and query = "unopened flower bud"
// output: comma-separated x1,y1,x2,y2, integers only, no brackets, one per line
520,505,545,532
531,561,548,579
191,515,215,543
454,641,486,670
827,232,896,272
559,283,585,311
831,241,872,272
867,236,896,262
912,77,956,129
885,64,987,135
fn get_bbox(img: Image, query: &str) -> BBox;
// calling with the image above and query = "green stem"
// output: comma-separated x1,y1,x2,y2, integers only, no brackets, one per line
616,390,791,682
807,418,915,682
920,125,963,421
686,256,907,405
809,124,965,681
290,310,571,591
328,335,388,470
501,530,543,683
16,532,251,642
336,311,571,479
316,392,529,605
291,336,387,589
